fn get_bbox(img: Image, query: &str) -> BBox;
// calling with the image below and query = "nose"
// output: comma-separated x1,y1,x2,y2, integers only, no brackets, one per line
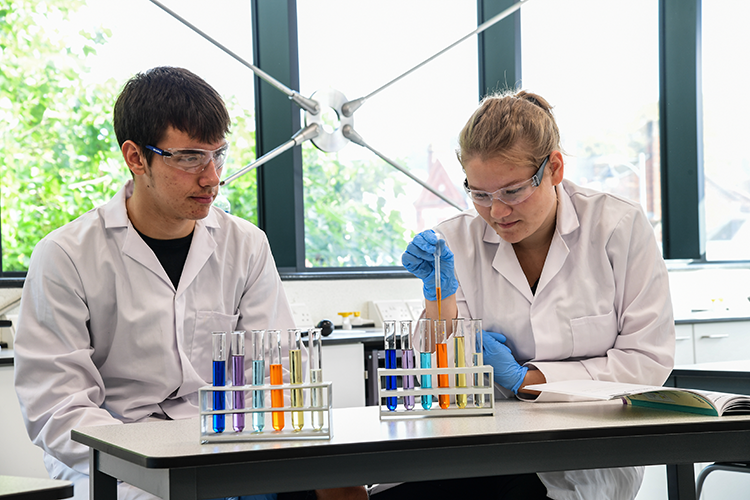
489,196,512,219
198,159,221,188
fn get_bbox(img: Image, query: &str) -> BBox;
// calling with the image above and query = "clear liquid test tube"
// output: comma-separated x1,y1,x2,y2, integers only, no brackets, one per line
383,320,398,411
269,329,284,431
452,318,468,408
230,331,246,432
435,319,450,409
400,320,415,410
212,331,227,433
288,329,305,431
309,327,324,430
250,329,265,432
468,319,484,407
417,318,433,410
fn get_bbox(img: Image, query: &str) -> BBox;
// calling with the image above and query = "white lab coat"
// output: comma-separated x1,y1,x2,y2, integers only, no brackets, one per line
435,179,675,500
14,180,296,499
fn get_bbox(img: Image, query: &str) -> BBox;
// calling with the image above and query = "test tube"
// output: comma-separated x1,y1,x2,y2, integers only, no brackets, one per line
468,319,484,407
434,237,443,320
383,320,398,411
435,319,450,409
230,331,246,432
452,319,468,409
289,329,305,431
417,318,433,410
250,329,265,432
212,331,227,433
269,329,284,431
400,320,415,410
309,327,324,430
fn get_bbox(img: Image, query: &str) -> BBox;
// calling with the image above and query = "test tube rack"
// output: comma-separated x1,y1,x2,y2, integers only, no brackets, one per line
198,381,333,443
377,365,495,419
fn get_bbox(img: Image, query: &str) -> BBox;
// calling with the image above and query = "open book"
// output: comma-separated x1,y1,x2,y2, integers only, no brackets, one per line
525,380,750,416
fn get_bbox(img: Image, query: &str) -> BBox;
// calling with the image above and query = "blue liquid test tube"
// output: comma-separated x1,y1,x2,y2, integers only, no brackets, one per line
417,318,434,410
230,331,246,432
400,320,415,410
384,320,398,411
250,329,265,432
212,331,227,433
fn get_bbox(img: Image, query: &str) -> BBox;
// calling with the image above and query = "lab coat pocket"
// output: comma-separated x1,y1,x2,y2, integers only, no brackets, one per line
569,309,618,358
189,310,240,380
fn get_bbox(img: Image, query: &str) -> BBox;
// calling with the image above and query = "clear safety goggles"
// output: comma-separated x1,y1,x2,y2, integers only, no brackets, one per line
144,144,229,174
463,155,549,207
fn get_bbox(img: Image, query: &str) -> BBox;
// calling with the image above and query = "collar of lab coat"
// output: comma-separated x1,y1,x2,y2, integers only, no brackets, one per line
101,180,220,294
484,181,580,301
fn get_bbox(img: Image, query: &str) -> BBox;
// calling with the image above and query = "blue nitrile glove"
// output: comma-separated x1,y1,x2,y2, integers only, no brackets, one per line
483,330,528,395
401,229,458,301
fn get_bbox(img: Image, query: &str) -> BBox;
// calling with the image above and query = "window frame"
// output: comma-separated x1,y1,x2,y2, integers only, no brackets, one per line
0,0,714,286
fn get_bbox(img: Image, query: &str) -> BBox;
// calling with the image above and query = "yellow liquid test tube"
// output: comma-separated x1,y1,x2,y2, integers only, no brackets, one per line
453,318,468,408
469,319,484,408
269,329,284,431
289,329,305,431
435,319,450,409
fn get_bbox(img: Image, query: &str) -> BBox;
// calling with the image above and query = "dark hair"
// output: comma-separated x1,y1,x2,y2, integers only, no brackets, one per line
113,66,230,163
457,89,561,169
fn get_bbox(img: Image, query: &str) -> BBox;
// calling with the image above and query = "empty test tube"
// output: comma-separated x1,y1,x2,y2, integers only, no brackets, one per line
452,319,468,408
435,319,450,409
309,327,325,430
269,329,284,431
400,320,415,410
230,331,246,432
250,329,265,432
468,319,484,407
384,320,398,411
212,331,227,433
289,329,305,431
417,318,433,410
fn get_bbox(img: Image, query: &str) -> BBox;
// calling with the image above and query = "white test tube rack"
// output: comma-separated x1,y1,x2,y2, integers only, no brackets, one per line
377,365,495,419
198,381,333,443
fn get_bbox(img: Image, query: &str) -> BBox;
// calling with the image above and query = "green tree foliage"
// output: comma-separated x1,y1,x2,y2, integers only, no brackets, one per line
0,1,258,272
303,143,412,267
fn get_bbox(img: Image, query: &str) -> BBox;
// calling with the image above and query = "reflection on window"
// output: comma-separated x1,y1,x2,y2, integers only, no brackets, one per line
0,0,257,272
297,0,476,267
702,0,750,261
521,0,661,246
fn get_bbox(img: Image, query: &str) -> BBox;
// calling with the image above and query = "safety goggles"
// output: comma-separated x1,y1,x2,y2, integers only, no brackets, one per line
463,155,549,207
144,144,229,174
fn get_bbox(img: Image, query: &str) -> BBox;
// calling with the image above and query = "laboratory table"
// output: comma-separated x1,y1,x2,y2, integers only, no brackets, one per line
0,476,73,499
72,400,750,500
668,359,750,396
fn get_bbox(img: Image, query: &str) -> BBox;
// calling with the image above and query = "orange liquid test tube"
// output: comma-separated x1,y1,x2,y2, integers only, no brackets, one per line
269,329,285,431
435,319,450,409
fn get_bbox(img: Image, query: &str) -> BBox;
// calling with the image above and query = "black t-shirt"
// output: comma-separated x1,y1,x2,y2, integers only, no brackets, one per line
135,228,193,289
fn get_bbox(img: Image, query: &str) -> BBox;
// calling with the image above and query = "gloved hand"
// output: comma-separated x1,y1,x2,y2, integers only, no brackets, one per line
483,330,528,395
401,230,458,301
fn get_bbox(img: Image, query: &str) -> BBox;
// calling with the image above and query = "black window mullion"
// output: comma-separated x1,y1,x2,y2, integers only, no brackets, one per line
659,0,705,260
477,0,522,98
252,0,305,271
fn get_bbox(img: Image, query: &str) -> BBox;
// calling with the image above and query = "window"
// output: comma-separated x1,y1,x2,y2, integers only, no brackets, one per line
521,0,662,246
0,0,257,273
702,0,750,261
296,0,477,268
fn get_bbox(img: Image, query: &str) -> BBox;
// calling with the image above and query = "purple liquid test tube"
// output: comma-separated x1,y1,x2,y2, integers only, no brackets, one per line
230,330,246,432
384,320,398,411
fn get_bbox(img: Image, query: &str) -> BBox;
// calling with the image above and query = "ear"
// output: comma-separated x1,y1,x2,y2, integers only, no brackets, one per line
548,150,564,186
122,140,147,176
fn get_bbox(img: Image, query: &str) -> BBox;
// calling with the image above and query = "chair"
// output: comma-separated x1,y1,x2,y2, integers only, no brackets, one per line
696,462,750,499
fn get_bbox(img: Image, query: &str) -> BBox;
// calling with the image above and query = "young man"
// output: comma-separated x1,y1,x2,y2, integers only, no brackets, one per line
14,67,364,500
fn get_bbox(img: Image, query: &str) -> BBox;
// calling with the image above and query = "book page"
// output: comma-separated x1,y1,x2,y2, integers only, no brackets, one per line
524,380,665,400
